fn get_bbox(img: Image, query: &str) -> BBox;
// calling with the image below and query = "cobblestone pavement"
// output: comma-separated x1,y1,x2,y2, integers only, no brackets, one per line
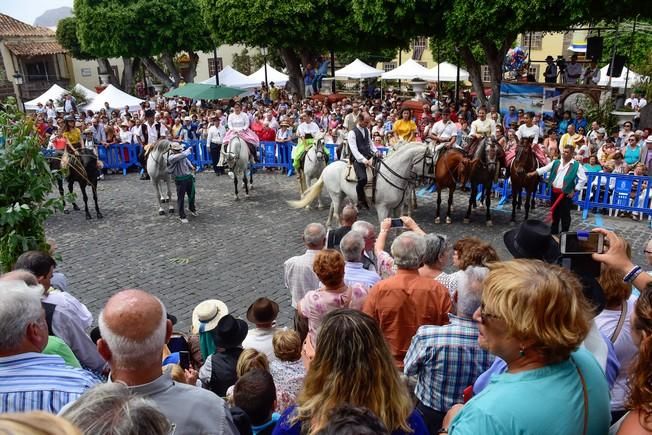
45,170,651,333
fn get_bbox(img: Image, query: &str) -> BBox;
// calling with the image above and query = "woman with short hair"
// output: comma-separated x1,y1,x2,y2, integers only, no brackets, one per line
274,309,428,434
442,259,610,434
418,233,451,284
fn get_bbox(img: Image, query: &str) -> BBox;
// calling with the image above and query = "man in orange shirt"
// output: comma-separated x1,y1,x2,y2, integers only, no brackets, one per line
362,232,451,368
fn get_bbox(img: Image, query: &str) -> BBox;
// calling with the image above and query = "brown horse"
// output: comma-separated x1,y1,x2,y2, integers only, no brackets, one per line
434,148,468,224
510,137,539,222
464,137,501,226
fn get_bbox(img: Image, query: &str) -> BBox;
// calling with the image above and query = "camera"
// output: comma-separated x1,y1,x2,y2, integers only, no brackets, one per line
555,56,567,72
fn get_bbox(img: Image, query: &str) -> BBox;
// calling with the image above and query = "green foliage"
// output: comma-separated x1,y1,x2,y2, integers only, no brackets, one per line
600,19,652,73
585,97,618,133
56,17,94,61
337,48,398,69
0,98,63,272
55,88,88,108
232,49,254,75
74,0,213,59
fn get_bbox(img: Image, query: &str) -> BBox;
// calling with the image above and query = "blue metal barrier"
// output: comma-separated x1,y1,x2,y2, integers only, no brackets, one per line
581,172,652,220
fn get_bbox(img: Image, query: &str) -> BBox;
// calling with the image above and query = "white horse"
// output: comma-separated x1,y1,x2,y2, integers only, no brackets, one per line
223,136,252,200
146,139,175,215
290,142,430,226
298,131,328,209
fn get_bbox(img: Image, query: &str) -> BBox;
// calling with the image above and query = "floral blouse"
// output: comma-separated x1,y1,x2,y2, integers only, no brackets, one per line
269,359,306,412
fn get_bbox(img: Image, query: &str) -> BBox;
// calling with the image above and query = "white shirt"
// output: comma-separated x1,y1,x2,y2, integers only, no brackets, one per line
516,123,540,144
206,124,226,144
144,122,166,145
347,125,379,163
284,249,321,308
536,158,587,191
227,112,250,131
241,327,279,361
296,122,320,138
431,120,458,140
625,97,639,108
470,118,496,137
119,130,133,144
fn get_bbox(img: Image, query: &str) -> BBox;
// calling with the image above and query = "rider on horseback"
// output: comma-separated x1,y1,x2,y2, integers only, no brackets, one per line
220,102,259,167
515,111,549,167
347,113,381,210
292,110,330,174
429,109,459,166
468,106,496,159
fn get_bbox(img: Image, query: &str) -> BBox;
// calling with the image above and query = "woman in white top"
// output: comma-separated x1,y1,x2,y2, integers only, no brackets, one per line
292,111,329,172
467,106,497,159
516,112,548,166
221,102,260,164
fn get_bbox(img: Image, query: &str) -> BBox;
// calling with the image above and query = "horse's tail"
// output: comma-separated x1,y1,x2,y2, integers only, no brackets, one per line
288,176,324,208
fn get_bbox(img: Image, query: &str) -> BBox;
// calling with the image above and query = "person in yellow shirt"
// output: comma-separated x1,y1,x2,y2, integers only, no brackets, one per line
62,115,82,151
558,123,580,153
392,109,417,142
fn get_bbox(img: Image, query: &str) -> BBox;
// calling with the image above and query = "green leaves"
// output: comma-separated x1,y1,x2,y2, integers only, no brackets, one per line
0,98,63,272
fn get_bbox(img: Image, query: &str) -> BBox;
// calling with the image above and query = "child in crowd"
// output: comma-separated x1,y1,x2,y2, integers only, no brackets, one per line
166,142,197,224
269,329,306,411
233,369,280,435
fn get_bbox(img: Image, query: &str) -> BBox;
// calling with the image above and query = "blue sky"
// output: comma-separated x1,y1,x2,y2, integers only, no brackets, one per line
1,0,73,25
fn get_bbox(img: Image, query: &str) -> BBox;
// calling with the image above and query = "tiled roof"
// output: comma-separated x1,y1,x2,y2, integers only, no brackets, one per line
0,13,55,37
5,41,67,56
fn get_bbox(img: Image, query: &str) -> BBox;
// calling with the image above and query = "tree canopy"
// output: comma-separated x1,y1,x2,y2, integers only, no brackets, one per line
55,17,94,61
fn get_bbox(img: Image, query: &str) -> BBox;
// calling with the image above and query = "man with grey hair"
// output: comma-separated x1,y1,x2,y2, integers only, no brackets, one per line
340,231,380,289
0,280,99,413
363,232,451,368
351,220,378,272
404,266,494,434
97,289,237,434
61,382,172,435
284,222,325,342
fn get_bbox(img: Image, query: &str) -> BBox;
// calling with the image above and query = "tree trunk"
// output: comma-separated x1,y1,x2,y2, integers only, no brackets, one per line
459,47,488,107
97,58,120,88
183,51,200,83
141,57,174,87
481,36,515,108
279,47,304,98
120,57,139,94
161,53,181,86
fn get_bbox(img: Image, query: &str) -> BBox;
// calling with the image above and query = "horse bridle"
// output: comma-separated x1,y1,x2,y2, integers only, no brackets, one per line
373,148,430,203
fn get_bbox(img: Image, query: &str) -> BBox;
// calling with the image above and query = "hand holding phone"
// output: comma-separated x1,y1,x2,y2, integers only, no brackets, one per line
390,218,404,228
560,231,605,255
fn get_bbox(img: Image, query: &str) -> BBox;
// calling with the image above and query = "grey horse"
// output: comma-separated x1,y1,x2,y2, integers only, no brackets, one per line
146,139,175,215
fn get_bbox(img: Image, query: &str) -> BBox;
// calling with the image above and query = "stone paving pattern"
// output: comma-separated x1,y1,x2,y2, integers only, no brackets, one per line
45,171,652,333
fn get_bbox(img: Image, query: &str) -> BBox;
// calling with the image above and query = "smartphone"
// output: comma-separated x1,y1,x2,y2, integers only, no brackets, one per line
179,351,190,370
390,218,404,228
559,231,604,255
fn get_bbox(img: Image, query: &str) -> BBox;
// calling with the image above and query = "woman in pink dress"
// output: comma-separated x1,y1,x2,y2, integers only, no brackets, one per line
221,102,260,163
297,249,368,367
504,129,519,166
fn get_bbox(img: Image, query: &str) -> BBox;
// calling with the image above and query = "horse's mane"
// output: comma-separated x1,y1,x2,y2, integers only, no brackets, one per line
152,139,172,154
385,141,426,161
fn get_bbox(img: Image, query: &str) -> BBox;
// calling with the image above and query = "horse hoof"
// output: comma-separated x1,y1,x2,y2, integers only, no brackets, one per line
73,204,80,211
486,220,493,227
234,196,240,201
434,217,441,224
85,215,92,220
446,217,452,224
305,205,312,210
158,210,166,216
97,212,103,219
168,208,175,214
463,218,470,224
63,208,70,214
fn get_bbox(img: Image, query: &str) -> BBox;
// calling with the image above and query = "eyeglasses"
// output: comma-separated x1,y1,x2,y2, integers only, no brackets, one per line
644,250,652,254
479,303,501,323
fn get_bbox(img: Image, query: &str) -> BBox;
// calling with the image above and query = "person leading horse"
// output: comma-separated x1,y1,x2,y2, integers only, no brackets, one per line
347,112,382,210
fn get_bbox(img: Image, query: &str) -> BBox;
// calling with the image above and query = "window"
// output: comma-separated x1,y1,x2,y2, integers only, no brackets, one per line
412,36,428,60
80,67,92,77
521,32,543,51
208,57,223,76
481,65,491,82
528,64,540,80
383,62,397,72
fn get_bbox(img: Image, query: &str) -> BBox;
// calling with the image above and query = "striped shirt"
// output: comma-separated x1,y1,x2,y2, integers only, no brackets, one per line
404,314,494,412
0,353,100,413
344,262,381,289
284,249,321,308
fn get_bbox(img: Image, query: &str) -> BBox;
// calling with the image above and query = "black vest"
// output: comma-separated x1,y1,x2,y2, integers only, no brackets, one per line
42,301,56,336
353,127,372,160
208,348,242,397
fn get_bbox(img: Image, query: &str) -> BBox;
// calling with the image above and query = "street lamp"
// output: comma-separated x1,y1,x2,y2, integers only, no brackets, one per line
12,72,24,112
260,47,268,90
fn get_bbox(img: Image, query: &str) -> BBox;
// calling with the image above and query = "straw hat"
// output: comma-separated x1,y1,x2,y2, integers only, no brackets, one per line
191,299,229,334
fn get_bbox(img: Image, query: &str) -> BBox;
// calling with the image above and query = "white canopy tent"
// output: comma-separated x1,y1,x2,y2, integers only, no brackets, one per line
247,64,289,87
428,62,470,82
24,84,68,110
200,65,260,88
85,85,144,112
334,58,383,79
598,65,645,88
381,59,436,81
73,83,98,100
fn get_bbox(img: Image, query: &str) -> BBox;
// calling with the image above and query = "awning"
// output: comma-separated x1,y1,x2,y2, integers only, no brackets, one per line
567,42,587,53
5,40,67,56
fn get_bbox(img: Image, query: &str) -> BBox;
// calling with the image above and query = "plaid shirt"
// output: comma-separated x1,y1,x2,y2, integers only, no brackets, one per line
404,314,494,412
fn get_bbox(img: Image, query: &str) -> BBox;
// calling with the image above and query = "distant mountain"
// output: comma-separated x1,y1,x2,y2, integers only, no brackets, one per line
33,7,72,27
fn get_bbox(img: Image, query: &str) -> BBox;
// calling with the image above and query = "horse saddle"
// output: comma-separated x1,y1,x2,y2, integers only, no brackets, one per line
345,163,375,199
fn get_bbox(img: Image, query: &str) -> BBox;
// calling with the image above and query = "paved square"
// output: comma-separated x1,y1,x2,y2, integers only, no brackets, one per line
45,171,651,332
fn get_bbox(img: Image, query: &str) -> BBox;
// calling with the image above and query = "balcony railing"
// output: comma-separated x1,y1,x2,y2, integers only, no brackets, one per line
20,77,70,99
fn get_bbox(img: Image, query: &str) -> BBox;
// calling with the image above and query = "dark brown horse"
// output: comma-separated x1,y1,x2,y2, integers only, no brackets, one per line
434,148,468,224
48,149,103,220
464,137,501,226
510,137,539,222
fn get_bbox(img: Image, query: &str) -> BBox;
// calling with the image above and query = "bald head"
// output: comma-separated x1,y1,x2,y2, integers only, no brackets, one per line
98,289,169,369
340,205,358,226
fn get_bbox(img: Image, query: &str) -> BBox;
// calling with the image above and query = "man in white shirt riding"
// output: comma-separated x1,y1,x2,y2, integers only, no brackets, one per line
429,109,458,164
347,113,380,209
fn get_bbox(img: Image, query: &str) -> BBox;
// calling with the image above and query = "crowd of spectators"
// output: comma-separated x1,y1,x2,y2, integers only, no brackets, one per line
1,212,651,434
